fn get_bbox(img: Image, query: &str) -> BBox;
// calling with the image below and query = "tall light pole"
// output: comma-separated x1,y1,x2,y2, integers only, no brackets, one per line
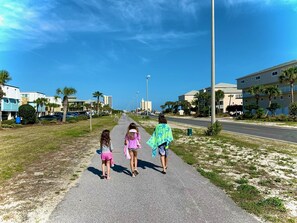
211,0,216,125
146,74,151,116
136,91,139,114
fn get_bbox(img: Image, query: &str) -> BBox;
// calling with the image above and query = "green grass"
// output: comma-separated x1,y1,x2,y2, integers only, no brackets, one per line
0,116,116,183
129,114,297,223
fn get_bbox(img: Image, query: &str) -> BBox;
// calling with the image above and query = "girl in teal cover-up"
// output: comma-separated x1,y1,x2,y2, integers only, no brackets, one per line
147,114,173,174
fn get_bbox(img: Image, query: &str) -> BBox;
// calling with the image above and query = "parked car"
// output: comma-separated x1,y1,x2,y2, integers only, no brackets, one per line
38,115,62,121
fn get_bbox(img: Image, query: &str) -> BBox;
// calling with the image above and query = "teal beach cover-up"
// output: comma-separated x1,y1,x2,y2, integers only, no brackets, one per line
146,124,173,157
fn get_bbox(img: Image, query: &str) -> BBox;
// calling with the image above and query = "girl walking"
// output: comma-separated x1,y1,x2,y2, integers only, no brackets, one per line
147,114,173,174
100,129,113,180
125,123,141,177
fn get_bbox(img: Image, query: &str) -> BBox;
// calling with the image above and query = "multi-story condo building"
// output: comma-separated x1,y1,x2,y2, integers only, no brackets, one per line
0,84,20,120
178,90,199,104
200,83,242,113
21,92,47,115
103,95,113,108
237,60,297,115
141,99,152,112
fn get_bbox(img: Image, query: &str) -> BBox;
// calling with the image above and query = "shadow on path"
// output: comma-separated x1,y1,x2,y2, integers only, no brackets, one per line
111,164,131,176
87,167,102,178
138,159,162,173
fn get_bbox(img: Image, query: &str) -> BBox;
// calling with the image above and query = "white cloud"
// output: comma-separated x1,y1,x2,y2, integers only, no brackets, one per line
0,0,203,51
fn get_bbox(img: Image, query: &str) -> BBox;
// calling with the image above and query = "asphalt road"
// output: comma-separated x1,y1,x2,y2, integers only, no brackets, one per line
48,114,259,223
165,116,297,144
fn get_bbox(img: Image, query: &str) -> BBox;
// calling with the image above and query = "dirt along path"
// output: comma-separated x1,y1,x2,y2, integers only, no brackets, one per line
0,129,102,223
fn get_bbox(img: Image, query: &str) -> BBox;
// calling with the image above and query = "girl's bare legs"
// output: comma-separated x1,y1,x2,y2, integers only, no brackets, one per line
101,160,106,178
133,151,138,174
129,150,135,177
160,155,166,173
106,160,111,179
165,156,168,169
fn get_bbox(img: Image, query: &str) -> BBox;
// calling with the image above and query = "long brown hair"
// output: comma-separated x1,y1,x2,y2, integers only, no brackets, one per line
126,122,139,136
158,114,167,124
100,129,111,147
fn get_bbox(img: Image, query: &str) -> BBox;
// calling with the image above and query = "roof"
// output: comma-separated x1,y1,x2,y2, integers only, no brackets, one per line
183,90,199,96
215,83,237,88
236,60,297,80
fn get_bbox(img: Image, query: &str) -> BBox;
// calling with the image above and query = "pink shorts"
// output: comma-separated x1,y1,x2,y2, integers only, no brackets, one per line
101,152,113,161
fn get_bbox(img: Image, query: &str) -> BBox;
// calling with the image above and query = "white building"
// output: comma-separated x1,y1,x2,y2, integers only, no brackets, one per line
237,60,297,115
46,96,63,113
1,84,21,120
199,83,242,113
21,92,47,114
103,95,113,108
178,90,199,104
141,99,152,111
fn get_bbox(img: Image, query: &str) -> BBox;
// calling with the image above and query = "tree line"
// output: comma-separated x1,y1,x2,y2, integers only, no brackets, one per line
0,70,112,125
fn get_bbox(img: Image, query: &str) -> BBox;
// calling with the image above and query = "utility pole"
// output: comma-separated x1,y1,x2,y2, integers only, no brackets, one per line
211,0,216,125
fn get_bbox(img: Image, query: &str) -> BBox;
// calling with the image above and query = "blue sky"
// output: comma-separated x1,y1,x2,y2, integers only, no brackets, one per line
1,0,297,110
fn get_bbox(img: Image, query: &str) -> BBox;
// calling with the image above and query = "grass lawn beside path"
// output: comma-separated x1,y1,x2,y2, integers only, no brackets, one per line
130,114,297,223
0,116,117,222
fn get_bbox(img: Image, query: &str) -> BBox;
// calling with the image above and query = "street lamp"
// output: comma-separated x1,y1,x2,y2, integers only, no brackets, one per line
146,75,151,116
211,0,216,125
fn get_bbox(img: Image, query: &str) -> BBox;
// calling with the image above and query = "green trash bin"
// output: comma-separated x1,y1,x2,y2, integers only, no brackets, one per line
187,128,192,136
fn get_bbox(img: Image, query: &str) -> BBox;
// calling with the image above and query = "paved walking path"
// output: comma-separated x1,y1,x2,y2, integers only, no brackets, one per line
48,114,260,223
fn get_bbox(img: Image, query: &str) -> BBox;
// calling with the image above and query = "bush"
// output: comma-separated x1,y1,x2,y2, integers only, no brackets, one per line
2,119,14,125
289,102,297,121
205,121,222,136
255,108,265,119
19,104,36,124
276,114,288,122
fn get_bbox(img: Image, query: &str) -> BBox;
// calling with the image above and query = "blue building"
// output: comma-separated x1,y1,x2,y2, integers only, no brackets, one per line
0,84,21,120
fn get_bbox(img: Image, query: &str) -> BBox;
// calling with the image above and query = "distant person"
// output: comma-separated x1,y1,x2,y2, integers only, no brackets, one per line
125,123,141,177
100,129,113,180
147,114,173,174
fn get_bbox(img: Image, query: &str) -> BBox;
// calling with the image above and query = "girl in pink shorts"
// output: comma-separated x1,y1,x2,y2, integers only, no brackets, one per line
100,129,113,180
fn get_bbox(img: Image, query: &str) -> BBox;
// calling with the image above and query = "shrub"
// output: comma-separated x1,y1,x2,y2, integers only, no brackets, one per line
204,121,222,136
19,104,36,124
276,114,288,122
255,108,265,119
289,102,297,121
2,119,14,125
1,124,13,128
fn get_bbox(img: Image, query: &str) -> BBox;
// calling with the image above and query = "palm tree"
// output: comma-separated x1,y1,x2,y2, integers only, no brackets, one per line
93,91,103,114
34,98,48,117
279,66,297,103
164,101,175,113
56,87,77,122
180,100,191,115
0,70,12,127
215,90,225,114
194,92,211,116
263,85,281,116
247,85,263,107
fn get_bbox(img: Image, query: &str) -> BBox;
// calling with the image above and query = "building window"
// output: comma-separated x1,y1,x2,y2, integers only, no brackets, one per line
261,98,263,101
272,71,278,76
274,97,276,100
255,76,260,80
241,80,245,83
280,96,283,100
